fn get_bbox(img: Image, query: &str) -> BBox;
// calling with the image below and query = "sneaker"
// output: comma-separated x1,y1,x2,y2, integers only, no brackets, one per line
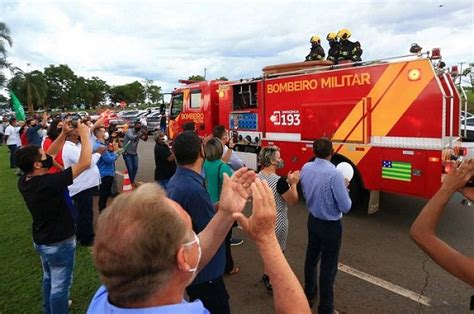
230,238,244,246
262,274,273,295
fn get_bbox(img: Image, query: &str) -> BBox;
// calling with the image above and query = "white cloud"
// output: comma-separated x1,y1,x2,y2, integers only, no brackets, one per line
0,0,472,92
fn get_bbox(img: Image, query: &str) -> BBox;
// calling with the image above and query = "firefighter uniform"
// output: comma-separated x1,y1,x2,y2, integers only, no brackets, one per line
337,28,363,62
326,32,342,64
305,35,325,61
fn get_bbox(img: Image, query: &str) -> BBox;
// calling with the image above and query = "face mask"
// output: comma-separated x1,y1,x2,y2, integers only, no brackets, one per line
104,132,109,140
57,128,62,133
276,159,284,169
182,232,201,274
41,154,54,169
135,126,141,131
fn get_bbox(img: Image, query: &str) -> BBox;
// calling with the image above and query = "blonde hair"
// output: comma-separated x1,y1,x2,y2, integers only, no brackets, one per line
93,183,187,306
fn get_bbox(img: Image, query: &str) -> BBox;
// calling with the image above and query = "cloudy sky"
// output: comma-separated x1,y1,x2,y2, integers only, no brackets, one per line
1,0,473,92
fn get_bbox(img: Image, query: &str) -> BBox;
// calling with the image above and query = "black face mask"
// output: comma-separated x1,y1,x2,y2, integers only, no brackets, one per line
57,128,62,133
134,126,141,131
41,154,54,169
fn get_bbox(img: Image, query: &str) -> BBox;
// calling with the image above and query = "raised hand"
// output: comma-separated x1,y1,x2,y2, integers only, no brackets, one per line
232,178,277,246
218,167,256,214
442,159,474,193
287,170,300,185
61,121,74,135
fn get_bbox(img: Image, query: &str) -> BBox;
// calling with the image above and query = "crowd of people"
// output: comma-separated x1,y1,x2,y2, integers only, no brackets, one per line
4,109,474,313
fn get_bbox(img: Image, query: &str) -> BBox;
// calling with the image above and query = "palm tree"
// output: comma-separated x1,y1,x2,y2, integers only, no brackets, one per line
9,70,48,112
0,22,13,86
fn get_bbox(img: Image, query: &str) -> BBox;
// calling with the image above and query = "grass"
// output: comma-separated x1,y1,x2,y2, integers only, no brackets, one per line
0,146,101,313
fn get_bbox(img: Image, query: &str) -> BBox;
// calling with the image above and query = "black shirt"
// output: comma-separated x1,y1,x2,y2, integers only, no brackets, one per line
276,177,290,195
154,143,177,181
18,168,75,245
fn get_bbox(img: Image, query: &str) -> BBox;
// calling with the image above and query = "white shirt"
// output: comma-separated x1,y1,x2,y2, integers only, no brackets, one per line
62,140,102,197
140,116,147,126
4,125,21,146
223,145,245,170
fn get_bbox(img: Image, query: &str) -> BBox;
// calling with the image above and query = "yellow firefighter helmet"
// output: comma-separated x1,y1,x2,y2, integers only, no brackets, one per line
326,32,338,41
310,35,321,44
337,28,351,40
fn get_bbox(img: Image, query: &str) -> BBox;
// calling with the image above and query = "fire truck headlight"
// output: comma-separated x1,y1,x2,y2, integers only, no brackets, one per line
408,69,421,81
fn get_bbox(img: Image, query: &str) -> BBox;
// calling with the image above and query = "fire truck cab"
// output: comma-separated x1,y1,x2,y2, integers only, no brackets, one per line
168,53,461,213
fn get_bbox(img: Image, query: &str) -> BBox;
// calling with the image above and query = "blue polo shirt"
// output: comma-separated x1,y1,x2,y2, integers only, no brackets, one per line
167,167,225,285
87,285,210,313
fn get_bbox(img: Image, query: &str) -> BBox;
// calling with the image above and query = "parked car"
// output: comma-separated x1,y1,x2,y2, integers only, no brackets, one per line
459,112,474,139
121,110,147,124
145,111,164,133
77,111,89,118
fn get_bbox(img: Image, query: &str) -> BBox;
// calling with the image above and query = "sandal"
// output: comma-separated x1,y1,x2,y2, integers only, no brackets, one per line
262,274,273,295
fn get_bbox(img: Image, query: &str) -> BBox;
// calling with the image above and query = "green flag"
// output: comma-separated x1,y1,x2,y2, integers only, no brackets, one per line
10,91,26,121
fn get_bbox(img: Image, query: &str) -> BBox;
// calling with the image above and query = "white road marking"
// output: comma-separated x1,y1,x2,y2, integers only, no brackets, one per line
338,263,431,307
115,171,124,176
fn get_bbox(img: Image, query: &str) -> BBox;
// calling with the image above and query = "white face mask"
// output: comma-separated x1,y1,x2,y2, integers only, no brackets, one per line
182,232,201,274
104,132,109,140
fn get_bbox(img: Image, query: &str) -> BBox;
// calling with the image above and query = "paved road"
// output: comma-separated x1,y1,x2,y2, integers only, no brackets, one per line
115,140,473,313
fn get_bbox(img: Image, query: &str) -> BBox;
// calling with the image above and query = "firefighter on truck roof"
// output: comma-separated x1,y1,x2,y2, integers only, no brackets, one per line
326,32,342,64
337,28,363,62
305,35,325,61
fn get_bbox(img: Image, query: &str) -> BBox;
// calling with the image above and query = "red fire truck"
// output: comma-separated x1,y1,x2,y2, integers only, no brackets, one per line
168,50,463,213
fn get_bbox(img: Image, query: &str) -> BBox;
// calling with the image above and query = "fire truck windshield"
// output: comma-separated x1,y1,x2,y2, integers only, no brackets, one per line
170,93,183,119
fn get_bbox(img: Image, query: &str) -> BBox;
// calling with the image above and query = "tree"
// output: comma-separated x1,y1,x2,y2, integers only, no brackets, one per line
44,64,77,109
87,77,109,108
216,76,229,81
188,75,205,81
142,79,162,105
8,69,48,112
109,81,145,104
147,84,162,104
0,22,13,87
69,76,92,108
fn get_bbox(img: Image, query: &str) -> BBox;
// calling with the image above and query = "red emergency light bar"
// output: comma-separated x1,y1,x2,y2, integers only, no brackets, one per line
451,65,459,75
431,48,441,59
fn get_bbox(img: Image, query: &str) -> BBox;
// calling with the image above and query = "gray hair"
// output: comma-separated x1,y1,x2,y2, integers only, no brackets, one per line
259,146,280,168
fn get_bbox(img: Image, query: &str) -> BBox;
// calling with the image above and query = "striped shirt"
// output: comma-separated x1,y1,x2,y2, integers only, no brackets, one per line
257,172,290,250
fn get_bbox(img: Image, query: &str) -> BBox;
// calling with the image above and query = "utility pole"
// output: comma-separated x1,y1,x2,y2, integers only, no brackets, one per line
204,68,207,80
459,61,466,85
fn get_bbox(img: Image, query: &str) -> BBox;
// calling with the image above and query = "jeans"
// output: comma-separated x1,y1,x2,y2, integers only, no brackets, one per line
304,215,342,314
8,144,18,168
98,176,114,212
34,237,76,314
72,187,95,246
186,275,230,314
123,153,139,183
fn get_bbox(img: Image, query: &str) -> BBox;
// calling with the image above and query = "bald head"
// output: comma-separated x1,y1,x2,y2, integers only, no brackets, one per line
93,183,190,306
